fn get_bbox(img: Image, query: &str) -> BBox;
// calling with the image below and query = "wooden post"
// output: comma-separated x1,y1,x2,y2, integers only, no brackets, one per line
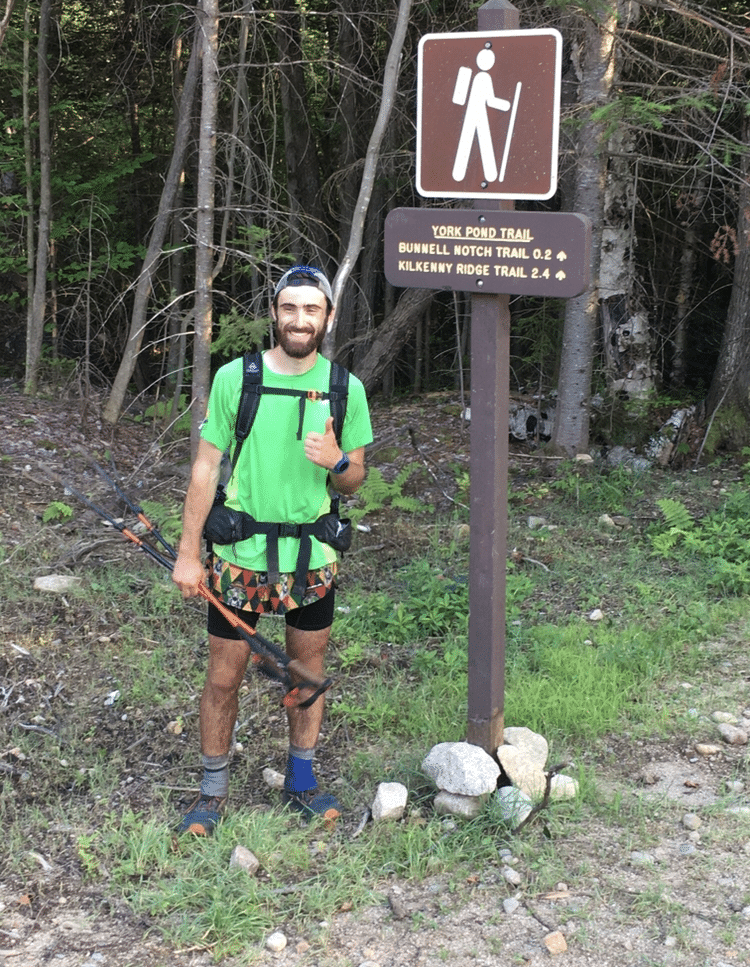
467,0,519,754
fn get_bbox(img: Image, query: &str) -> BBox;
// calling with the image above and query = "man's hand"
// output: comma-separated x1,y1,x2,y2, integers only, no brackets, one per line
172,554,208,599
304,416,342,470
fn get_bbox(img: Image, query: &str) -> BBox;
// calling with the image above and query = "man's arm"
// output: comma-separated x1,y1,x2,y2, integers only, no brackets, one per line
304,417,366,495
172,438,224,598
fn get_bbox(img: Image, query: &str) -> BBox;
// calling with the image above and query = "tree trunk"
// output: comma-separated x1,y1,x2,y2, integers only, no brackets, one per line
0,0,15,50
102,25,201,425
24,0,51,396
355,287,435,393
324,0,413,358
275,0,328,264
705,116,750,422
551,6,619,455
190,0,220,458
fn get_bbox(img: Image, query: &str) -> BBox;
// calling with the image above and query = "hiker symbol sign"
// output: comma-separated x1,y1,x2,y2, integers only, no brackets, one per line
416,29,562,200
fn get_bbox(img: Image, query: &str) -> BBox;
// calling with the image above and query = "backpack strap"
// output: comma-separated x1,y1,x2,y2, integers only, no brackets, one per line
228,351,264,473
328,361,349,445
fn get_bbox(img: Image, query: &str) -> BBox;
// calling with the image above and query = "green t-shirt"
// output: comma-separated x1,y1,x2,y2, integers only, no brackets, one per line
200,352,373,572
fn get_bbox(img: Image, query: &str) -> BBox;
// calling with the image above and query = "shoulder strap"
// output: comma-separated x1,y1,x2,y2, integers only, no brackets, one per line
328,361,349,446
230,353,350,469
229,351,263,473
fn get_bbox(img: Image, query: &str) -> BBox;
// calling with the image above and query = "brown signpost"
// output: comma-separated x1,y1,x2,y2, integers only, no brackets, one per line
385,0,588,756
384,208,592,298
417,27,561,200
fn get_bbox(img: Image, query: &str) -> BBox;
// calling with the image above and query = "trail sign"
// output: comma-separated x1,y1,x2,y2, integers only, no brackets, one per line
417,29,561,200
385,208,591,297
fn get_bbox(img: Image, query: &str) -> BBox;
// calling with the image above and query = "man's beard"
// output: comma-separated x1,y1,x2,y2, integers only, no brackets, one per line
276,322,327,359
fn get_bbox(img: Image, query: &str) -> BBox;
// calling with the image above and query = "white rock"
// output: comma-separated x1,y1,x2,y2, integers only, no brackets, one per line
421,742,500,796
496,745,546,799
371,782,408,821
589,608,605,621
527,516,547,530
695,743,722,756
630,851,656,866
501,727,549,770
681,813,702,831
725,780,745,794
502,865,522,887
266,931,287,953
495,786,533,825
503,897,520,915
262,767,286,790
230,845,260,875
598,514,616,529
433,790,486,819
550,774,578,800
33,575,83,593
718,723,748,746
712,711,738,724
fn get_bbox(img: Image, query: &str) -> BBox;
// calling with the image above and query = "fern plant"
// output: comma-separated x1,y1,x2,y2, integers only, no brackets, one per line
650,498,694,557
348,464,430,524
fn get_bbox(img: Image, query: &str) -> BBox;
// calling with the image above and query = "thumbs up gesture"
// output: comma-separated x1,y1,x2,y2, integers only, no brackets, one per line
304,416,342,470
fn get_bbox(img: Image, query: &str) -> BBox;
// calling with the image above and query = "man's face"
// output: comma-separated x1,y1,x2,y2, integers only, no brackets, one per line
272,285,333,359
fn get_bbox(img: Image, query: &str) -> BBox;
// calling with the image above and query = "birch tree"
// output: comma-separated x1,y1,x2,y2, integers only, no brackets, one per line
24,0,51,396
551,3,619,456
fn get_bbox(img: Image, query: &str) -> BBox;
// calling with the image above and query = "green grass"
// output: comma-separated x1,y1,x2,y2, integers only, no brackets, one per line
6,453,750,959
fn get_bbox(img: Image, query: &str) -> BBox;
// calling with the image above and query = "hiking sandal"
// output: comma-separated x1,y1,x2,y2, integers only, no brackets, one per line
282,787,340,824
176,794,227,836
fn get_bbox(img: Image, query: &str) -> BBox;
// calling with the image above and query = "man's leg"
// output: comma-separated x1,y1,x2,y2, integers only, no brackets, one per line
178,632,250,835
282,598,340,820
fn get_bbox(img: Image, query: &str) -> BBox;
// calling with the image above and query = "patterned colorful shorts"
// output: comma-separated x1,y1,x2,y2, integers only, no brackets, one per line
206,553,338,616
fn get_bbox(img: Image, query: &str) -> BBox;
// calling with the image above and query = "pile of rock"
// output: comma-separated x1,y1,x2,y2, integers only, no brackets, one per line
421,727,578,824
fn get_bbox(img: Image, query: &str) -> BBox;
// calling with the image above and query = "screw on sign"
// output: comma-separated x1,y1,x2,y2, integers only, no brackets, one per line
417,30,562,200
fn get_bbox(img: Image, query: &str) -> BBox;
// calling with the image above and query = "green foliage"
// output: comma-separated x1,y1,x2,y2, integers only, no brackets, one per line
650,494,750,594
135,396,191,433
589,95,672,139
350,465,429,523
42,501,74,523
550,461,646,514
211,307,269,359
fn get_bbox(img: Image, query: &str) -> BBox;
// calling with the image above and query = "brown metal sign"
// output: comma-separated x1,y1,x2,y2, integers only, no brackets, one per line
385,208,592,298
417,30,562,200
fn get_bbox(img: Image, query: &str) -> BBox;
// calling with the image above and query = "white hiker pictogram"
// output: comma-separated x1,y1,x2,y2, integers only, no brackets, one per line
451,48,522,184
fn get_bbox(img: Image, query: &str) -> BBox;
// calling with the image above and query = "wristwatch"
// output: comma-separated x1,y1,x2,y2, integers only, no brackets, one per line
331,451,350,474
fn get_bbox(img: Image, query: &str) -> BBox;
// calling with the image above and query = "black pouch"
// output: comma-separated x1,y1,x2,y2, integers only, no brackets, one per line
204,489,251,546
316,512,353,553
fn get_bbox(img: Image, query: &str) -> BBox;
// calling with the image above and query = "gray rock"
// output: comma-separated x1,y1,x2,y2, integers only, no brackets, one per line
550,774,578,800
433,790,486,819
421,742,499,796
503,897,521,915
718,723,748,746
495,786,533,825
266,931,287,953
33,575,83,593
681,812,702,830
230,845,260,875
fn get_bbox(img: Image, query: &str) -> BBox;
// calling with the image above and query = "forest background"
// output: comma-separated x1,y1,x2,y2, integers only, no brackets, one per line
1,0,750,460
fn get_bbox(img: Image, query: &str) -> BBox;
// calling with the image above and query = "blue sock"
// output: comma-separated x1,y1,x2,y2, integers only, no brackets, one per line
285,745,316,793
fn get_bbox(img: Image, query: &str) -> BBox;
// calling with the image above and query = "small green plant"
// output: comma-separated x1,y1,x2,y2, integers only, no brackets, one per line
350,464,429,523
42,500,74,523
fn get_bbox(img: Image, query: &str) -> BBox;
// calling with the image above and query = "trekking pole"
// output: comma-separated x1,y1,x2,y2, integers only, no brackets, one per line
94,459,178,561
49,473,333,709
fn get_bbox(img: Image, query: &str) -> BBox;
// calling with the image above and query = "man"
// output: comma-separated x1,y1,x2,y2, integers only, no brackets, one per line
172,265,372,836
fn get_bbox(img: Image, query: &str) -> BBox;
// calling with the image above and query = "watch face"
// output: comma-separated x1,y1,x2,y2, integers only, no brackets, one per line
334,454,350,473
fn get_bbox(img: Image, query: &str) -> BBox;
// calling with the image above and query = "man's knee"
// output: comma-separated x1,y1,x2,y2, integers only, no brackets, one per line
206,635,250,693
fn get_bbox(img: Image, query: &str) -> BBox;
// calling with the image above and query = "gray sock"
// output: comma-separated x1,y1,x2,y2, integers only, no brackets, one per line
200,753,229,798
